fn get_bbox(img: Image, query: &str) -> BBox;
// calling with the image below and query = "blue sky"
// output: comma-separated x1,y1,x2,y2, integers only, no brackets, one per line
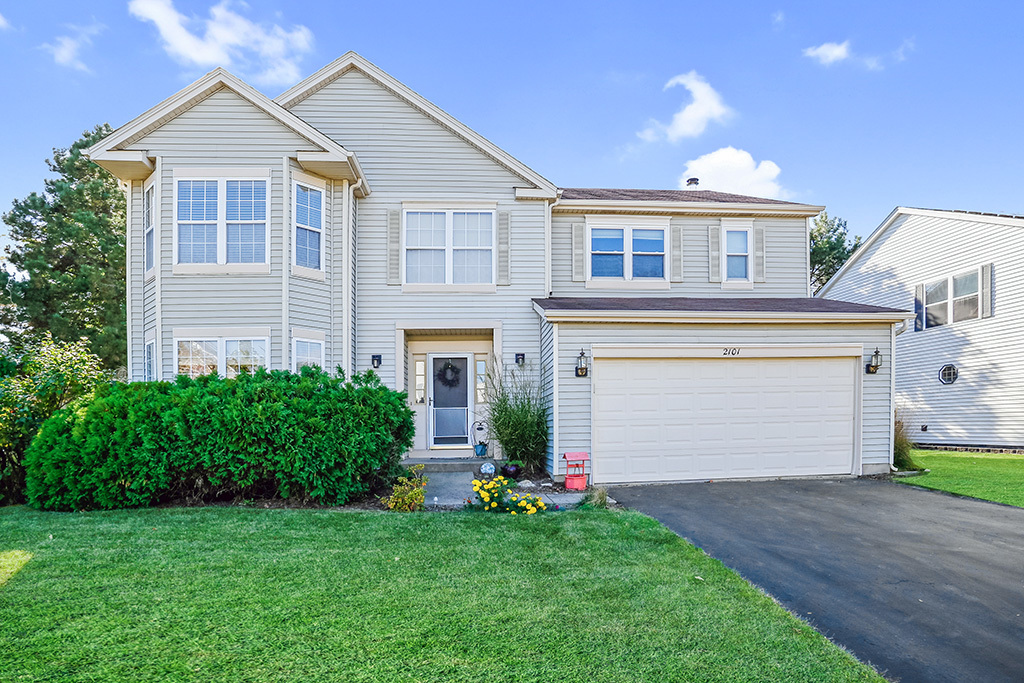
2,0,1023,249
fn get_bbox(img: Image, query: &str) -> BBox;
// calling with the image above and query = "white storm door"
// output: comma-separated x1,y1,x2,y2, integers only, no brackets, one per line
427,354,474,448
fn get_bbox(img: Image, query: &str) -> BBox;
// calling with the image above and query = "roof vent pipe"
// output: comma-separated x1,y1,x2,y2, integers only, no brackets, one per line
686,177,699,187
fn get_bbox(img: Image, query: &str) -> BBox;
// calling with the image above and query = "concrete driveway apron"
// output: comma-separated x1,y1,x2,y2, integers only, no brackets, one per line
610,478,1024,683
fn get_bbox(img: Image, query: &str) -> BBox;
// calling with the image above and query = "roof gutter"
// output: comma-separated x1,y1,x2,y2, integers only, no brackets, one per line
533,302,914,325
554,199,824,218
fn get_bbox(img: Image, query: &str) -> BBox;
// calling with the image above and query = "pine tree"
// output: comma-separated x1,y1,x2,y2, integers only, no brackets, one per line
1,125,126,368
810,211,861,295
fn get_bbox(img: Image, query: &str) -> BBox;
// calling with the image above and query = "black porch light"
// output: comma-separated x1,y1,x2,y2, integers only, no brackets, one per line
865,347,882,374
575,348,589,377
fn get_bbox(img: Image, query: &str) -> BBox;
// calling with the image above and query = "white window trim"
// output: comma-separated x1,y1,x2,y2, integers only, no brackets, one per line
172,170,271,276
143,340,156,382
922,266,983,330
172,334,270,378
292,171,328,281
143,176,156,279
292,337,326,372
401,208,498,286
585,215,670,284
721,219,753,286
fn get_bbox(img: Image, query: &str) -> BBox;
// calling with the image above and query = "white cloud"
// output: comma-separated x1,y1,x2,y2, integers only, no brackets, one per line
0,12,10,30
41,22,104,73
680,147,791,199
128,0,314,87
638,71,733,143
802,41,850,66
893,38,915,63
772,10,785,28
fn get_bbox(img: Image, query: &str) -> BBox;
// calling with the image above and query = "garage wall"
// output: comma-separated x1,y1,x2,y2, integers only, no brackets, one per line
549,322,894,476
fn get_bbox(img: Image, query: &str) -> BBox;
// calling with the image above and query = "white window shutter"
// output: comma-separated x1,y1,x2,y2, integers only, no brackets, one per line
387,209,401,285
572,223,585,282
708,225,721,282
753,226,766,283
670,223,683,283
497,211,510,285
981,263,993,318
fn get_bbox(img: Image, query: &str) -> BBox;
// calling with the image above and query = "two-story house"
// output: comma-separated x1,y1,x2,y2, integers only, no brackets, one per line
86,52,909,484
820,207,1022,450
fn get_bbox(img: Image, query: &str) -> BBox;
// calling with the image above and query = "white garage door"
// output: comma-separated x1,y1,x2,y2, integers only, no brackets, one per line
592,354,857,484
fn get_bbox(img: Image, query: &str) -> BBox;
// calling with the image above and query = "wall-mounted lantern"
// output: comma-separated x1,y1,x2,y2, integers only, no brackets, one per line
575,348,589,377
515,353,526,366
865,347,883,374
371,354,382,369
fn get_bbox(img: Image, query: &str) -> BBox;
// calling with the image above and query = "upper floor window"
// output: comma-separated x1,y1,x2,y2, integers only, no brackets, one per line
924,269,980,329
404,210,494,284
173,171,269,272
295,182,323,271
724,227,750,281
587,217,668,281
143,184,155,273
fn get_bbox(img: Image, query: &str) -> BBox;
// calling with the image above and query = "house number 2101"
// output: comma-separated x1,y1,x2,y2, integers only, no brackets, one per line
722,347,741,356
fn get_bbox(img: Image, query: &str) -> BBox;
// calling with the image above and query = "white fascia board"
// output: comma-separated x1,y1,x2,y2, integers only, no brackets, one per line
817,206,903,297
515,187,559,200
276,52,557,197
590,343,865,359
533,306,914,325
91,150,155,180
554,200,824,218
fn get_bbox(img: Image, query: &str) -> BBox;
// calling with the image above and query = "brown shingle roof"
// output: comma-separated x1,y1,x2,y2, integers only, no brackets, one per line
533,297,907,315
559,187,801,205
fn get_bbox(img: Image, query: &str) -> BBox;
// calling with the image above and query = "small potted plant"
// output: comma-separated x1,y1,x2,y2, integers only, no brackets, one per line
500,460,524,479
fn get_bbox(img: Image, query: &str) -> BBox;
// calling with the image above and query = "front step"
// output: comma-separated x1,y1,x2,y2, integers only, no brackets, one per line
405,457,496,473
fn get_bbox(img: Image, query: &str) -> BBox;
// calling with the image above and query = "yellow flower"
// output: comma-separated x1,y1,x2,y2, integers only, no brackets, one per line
473,486,480,492
527,508,536,514
491,502,497,508
512,495,519,501
472,480,481,486
511,511,517,515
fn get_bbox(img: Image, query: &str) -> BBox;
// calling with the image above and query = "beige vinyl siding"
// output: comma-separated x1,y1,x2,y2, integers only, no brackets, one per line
127,88,318,377
290,69,547,387
825,212,1024,447
551,322,893,476
551,214,809,297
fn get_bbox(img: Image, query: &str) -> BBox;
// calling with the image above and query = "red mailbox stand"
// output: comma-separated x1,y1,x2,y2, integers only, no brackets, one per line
563,451,590,490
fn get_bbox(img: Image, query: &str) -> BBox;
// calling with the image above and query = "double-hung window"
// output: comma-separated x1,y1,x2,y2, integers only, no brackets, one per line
724,227,751,281
144,340,156,382
174,336,268,378
143,184,155,273
587,217,668,281
174,171,269,273
294,180,324,273
923,268,981,329
293,338,324,371
404,209,495,285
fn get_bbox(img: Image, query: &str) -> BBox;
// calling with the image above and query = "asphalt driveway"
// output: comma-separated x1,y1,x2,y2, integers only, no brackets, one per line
610,478,1024,683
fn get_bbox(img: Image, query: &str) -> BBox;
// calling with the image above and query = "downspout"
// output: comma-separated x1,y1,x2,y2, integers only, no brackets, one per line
544,190,563,297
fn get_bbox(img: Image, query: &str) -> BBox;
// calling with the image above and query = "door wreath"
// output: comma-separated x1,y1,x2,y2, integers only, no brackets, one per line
436,359,461,388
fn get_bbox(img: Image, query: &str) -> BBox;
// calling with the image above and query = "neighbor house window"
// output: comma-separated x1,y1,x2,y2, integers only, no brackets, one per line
144,184,155,272
924,268,980,329
144,340,156,382
295,182,323,270
174,174,269,268
175,336,268,378
725,228,750,281
404,210,495,284
293,338,324,371
587,220,667,280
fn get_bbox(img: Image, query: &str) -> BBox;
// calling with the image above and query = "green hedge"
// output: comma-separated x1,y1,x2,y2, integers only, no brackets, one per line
24,368,414,511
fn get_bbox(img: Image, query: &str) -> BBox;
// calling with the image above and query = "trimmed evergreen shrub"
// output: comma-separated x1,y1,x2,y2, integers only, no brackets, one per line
24,367,414,511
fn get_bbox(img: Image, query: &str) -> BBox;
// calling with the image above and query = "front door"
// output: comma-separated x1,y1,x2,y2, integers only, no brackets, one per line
428,354,474,448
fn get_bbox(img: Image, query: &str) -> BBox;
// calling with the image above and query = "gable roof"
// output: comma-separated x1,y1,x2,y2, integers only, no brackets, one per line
817,206,1024,297
85,68,369,194
275,52,557,198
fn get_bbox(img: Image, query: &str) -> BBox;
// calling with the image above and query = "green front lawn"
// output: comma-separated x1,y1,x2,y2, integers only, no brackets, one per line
899,449,1024,507
0,506,879,682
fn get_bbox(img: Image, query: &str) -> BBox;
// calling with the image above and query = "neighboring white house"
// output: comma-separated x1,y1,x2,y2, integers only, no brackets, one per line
86,52,909,483
820,207,1022,449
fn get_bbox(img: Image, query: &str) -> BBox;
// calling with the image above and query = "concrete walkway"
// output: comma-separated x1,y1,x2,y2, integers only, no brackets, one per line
610,478,1024,683
423,471,585,510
